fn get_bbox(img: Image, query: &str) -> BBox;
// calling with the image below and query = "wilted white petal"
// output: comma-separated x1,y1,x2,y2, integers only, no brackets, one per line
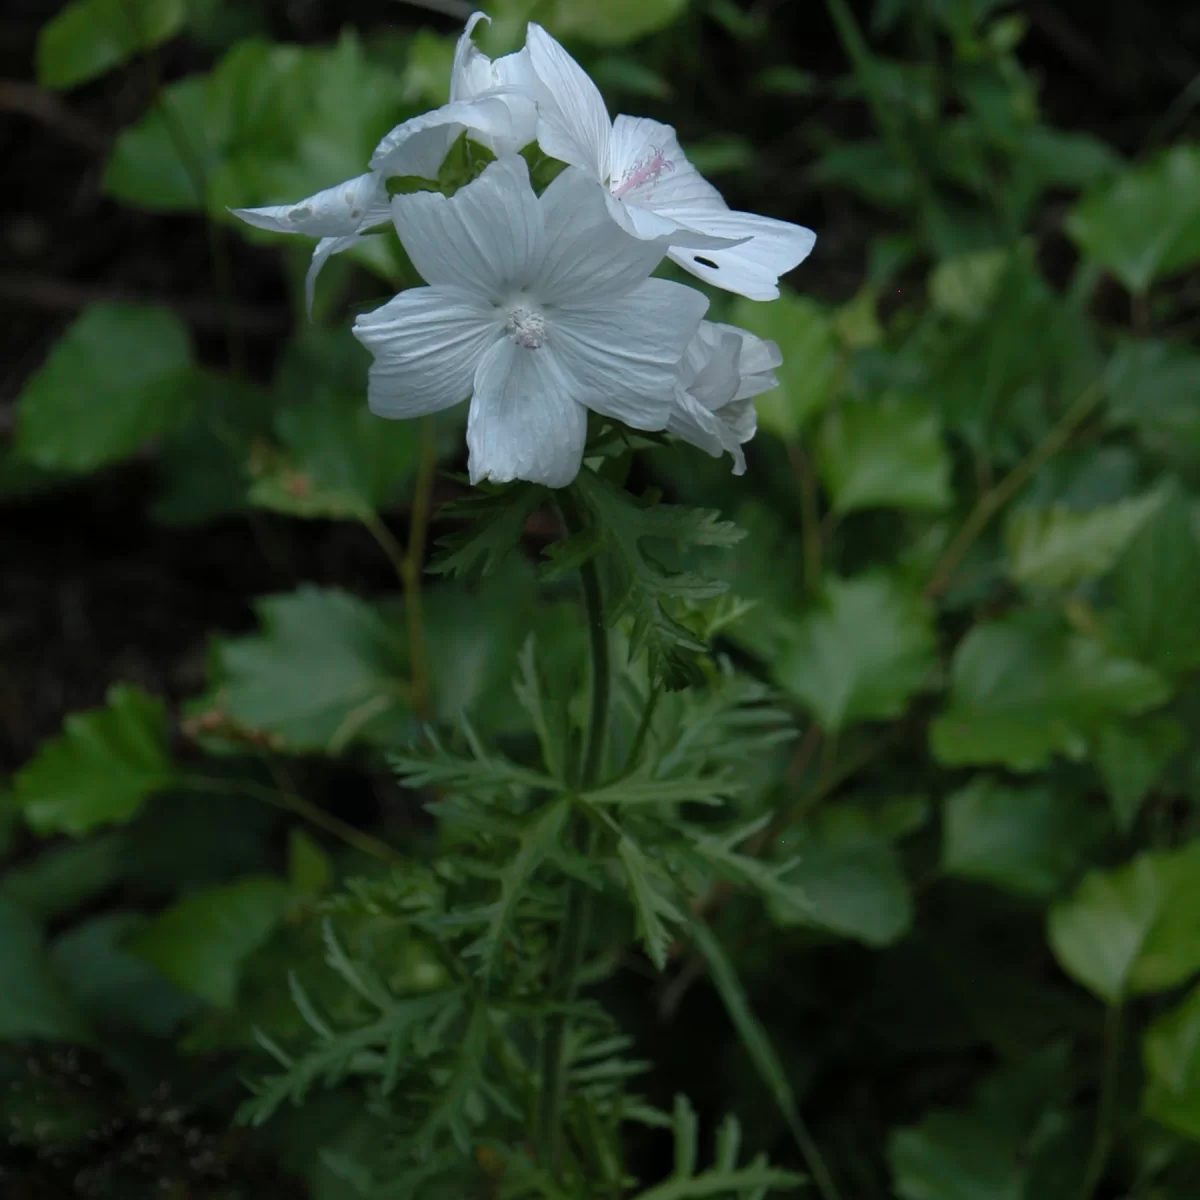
665,210,816,301
667,320,777,473
536,168,668,305
668,390,749,474
552,278,709,431
467,338,587,487
392,156,545,300
526,23,612,182
231,172,383,238
353,286,500,418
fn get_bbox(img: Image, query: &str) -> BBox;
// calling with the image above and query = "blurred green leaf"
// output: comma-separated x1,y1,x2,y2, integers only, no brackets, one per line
0,896,91,1042
817,396,952,514
1,835,129,923
259,328,421,516
730,292,842,439
1094,716,1184,832
548,0,689,45
774,833,913,946
931,613,1170,771
37,0,184,89
13,684,175,837
129,876,293,1008
928,247,1010,320
1106,339,1200,467
14,304,195,472
942,777,1107,897
211,587,410,753
1144,984,1200,1140
1066,144,1200,293
1005,490,1163,591
1048,840,1200,1003
152,371,273,525
773,573,936,732
288,830,334,898
1110,488,1200,675
51,912,198,1038
889,1048,1076,1200
106,34,405,215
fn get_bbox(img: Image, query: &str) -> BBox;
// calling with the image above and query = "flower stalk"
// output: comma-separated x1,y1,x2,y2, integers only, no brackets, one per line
536,483,610,1177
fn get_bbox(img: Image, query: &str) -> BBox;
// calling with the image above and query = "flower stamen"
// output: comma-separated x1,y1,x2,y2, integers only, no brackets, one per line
612,147,673,199
506,306,547,349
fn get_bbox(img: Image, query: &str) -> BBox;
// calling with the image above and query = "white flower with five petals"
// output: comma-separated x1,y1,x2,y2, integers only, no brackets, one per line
667,322,781,475
352,155,709,488
231,15,537,314
524,23,815,300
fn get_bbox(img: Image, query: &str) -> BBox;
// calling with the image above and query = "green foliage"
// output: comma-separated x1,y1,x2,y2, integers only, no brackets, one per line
13,684,175,836
0,898,91,1043
129,877,294,1008
208,587,411,753
729,292,842,439
942,777,1106,897
1004,490,1163,591
105,34,406,214
14,303,196,472
557,469,747,689
773,573,936,731
1066,145,1200,293
37,0,185,89
9,1,1200,1196
931,612,1169,771
1048,841,1200,1003
817,395,952,514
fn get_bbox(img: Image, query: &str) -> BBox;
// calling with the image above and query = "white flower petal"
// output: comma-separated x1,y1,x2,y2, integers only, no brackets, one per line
607,115,725,211
526,23,612,183
667,388,748,474
552,278,709,431
452,13,538,102
391,156,545,301
369,95,535,177
718,323,783,400
536,168,667,305
353,286,499,419
665,211,816,300
305,234,359,320
678,322,744,411
231,172,383,238
467,338,587,488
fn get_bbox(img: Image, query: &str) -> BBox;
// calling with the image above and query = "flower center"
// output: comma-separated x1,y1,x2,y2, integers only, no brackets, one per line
611,147,674,199
505,305,547,350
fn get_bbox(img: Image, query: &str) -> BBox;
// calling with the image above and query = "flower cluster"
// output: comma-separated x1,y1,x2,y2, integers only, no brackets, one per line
234,13,815,487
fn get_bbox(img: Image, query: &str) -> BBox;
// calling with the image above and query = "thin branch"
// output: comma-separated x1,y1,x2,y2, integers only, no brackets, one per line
924,378,1105,601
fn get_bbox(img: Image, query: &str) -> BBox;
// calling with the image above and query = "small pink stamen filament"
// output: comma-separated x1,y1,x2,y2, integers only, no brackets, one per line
612,148,673,199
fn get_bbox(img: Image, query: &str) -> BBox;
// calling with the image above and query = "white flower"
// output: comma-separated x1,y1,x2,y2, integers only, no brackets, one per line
667,322,781,474
524,23,815,301
230,13,537,315
352,155,709,488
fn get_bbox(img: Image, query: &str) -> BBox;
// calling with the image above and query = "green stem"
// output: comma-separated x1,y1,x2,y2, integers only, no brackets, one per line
787,441,823,589
402,417,439,720
1080,1004,1123,1200
537,483,610,1177
924,378,1104,600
